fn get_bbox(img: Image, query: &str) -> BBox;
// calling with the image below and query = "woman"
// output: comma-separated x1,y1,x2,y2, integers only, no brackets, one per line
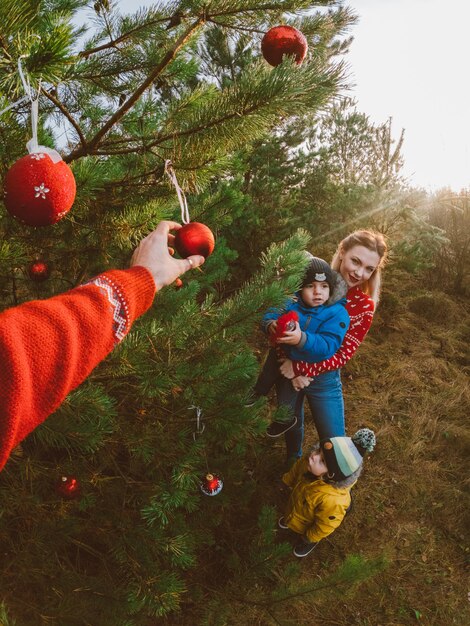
278,230,387,464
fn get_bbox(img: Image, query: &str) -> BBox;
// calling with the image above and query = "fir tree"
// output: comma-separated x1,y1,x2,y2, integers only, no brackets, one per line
0,1,384,624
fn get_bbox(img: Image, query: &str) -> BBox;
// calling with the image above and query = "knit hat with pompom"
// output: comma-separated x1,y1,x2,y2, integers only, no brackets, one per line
321,428,376,481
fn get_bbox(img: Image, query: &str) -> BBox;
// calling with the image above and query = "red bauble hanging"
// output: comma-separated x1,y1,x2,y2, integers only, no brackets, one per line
200,472,223,496
3,153,76,226
28,258,51,282
174,222,215,259
174,277,183,289
56,475,82,500
261,25,308,67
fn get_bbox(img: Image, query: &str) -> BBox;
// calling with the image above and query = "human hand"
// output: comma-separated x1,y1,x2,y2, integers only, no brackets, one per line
267,321,278,336
130,221,205,290
291,376,312,391
276,322,301,346
279,359,295,379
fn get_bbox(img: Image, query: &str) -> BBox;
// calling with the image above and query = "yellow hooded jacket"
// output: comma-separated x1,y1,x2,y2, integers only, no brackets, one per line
282,455,353,543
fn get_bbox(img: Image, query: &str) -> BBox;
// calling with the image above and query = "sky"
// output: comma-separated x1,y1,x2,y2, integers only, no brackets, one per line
79,0,470,191
347,0,470,191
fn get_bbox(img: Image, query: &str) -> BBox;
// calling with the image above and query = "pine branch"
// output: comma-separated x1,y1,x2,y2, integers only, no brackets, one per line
65,16,206,162
41,87,86,146
78,15,183,59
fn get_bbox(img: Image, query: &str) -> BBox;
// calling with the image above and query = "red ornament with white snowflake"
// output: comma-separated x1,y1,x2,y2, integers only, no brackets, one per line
55,475,82,500
3,152,76,226
200,472,223,496
28,258,51,282
261,25,308,67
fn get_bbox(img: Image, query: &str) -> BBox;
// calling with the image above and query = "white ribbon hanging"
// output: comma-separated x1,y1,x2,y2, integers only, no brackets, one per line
190,406,205,441
16,56,62,163
164,159,190,224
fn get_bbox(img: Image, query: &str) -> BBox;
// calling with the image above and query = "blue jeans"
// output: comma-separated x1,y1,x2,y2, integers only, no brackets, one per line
281,370,345,460
254,349,345,458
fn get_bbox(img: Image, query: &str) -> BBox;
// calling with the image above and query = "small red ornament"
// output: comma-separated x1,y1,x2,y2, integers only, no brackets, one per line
174,222,215,258
174,277,183,289
270,311,299,346
56,475,82,500
28,259,51,282
261,25,308,67
200,472,223,496
3,153,76,226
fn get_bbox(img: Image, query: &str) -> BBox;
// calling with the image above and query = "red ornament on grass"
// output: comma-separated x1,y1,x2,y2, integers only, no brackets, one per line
28,259,51,282
4,153,76,226
261,25,308,67
56,475,82,500
174,222,215,259
200,473,223,496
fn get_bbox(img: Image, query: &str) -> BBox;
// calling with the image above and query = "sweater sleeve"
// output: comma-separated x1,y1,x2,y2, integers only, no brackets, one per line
287,305,349,362
0,266,156,471
292,288,375,378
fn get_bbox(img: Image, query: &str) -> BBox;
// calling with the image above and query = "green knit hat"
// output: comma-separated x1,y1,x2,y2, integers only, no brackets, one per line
321,428,376,481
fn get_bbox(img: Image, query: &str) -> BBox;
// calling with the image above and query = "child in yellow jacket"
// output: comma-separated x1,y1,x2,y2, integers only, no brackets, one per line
280,428,376,557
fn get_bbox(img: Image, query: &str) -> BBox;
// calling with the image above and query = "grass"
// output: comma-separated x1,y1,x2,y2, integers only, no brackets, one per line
247,271,470,626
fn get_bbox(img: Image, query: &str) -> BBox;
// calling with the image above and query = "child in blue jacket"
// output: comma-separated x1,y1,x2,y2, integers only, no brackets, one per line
248,255,350,438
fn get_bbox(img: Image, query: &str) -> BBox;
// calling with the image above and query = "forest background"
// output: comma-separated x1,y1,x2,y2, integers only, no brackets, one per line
0,1,468,625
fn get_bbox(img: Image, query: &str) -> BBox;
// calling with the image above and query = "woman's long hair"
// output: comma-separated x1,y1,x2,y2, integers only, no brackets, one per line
331,230,388,305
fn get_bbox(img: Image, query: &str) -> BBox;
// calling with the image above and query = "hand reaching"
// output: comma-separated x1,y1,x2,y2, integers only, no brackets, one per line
131,221,205,290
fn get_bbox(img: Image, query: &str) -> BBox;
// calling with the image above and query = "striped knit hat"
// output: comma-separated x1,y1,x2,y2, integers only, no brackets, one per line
321,429,376,481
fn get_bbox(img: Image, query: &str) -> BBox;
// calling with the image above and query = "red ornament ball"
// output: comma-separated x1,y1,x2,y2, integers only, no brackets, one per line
261,25,308,67
56,475,82,500
174,222,215,258
200,472,223,496
3,153,76,226
28,259,51,282
174,277,183,289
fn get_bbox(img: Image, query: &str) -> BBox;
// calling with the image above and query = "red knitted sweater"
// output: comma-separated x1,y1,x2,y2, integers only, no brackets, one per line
292,286,375,377
0,266,156,471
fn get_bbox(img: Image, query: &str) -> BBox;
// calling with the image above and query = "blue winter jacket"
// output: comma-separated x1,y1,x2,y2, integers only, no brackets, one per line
262,288,350,363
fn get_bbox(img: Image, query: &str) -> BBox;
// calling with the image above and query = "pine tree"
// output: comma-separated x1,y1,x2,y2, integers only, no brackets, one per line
0,1,371,623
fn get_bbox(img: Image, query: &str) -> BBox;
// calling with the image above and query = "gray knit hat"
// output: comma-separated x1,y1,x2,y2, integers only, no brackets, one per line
302,254,334,290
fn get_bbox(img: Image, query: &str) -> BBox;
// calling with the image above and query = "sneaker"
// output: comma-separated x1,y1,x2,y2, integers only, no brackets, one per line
293,540,318,558
244,390,262,407
278,516,289,530
266,416,297,437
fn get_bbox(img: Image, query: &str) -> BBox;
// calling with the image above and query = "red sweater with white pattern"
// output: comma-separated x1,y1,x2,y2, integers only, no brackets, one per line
0,266,156,472
292,286,375,377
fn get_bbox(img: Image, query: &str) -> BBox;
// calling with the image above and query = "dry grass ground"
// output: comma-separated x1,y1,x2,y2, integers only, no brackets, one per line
246,270,469,626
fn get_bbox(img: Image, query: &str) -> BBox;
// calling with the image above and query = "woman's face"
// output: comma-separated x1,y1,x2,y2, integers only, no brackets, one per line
339,245,381,288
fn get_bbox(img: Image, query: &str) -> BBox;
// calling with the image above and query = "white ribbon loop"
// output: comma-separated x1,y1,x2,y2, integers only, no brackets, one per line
190,406,205,440
164,159,190,224
12,57,63,163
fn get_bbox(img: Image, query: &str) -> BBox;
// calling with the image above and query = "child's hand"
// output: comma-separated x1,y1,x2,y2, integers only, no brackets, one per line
291,376,312,391
276,322,301,346
279,359,295,379
267,321,278,336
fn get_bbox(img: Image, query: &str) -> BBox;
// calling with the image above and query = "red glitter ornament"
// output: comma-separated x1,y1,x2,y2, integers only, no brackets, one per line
269,310,299,346
261,25,308,67
174,222,215,258
200,472,223,496
28,258,51,282
3,153,76,226
56,475,82,500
